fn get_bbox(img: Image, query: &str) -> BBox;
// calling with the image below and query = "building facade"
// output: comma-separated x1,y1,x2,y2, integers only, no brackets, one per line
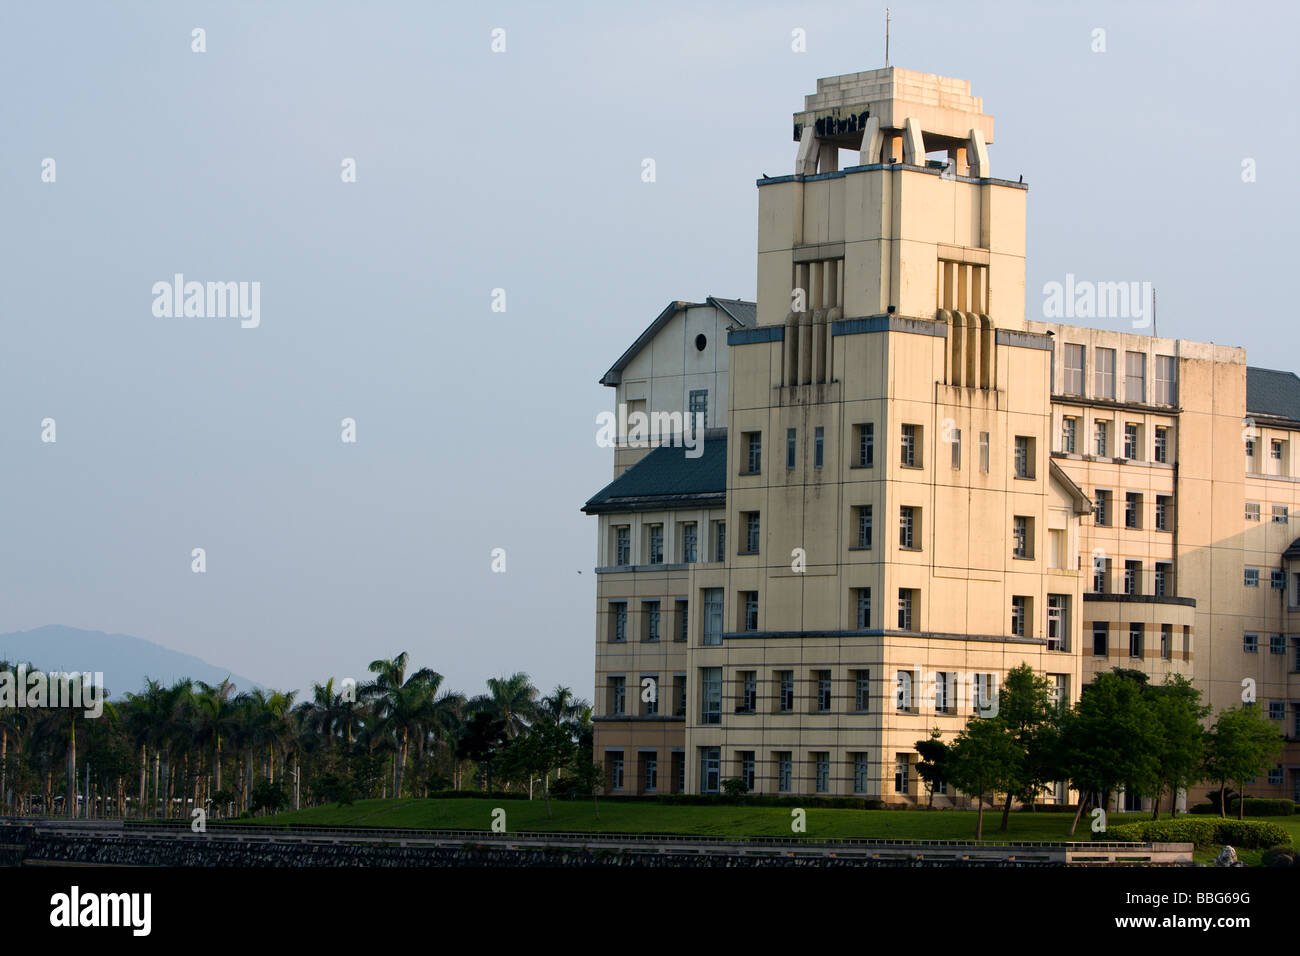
584,67,1300,807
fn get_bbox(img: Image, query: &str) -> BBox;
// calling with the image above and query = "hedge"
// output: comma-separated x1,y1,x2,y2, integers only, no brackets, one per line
1188,798,1294,817
1106,818,1292,849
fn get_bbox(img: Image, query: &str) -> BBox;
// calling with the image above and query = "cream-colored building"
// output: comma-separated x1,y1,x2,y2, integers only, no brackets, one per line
584,67,1300,808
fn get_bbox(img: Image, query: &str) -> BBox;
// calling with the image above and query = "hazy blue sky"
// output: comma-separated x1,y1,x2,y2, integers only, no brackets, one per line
1,1,1295,701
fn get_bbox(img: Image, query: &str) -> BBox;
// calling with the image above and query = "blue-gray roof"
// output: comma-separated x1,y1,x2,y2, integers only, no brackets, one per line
1247,367,1300,422
582,436,726,514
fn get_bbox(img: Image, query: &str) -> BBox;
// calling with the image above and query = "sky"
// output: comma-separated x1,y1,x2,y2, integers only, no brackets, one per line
1,1,1295,702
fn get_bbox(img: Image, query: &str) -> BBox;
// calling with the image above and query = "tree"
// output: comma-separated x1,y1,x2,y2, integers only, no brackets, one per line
363,653,442,798
1203,704,1285,819
945,717,1019,839
913,729,951,806
456,711,507,792
993,664,1059,829
566,756,605,820
1143,675,1207,818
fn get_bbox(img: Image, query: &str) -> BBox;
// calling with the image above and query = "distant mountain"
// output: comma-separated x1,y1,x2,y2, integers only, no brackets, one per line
0,625,265,698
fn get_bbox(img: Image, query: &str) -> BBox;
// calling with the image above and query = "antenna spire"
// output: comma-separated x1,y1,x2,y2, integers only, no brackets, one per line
885,8,891,66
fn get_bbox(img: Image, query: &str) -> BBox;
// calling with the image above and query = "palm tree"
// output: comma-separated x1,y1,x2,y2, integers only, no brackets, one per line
191,679,239,807
481,672,539,738
363,653,443,798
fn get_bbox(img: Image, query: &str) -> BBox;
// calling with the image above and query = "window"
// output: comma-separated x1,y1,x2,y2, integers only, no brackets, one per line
607,751,624,791
935,672,956,713
642,674,658,715
1125,492,1142,529
853,753,870,794
1272,569,1286,590
673,676,687,717
1274,505,1289,524
744,431,762,474
610,676,626,715
854,505,873,549
1245,567,1260,588
1246,502,1260,522
979,431,990,473
702,588,723,646
901,424,920,468
786,427,797,469
1014,436,1034,478
1269,633,1285,655
610,602,628,643
1047,595,1068,651
855,423,874,467
1268,767,1284,786
950,428,961,469
740,591,759,631
1129,623,1144,659
1160,624,1172,659
814,426,824,468
1095,347,1116,399
642,600,660,642
1125,351,1146,403
1272,440,1283,460
712,520,726,561
1093,555,1110,593
815,671,832,712
854,588,871,628
777,752,792,792
899,506,918,550
897,589,915,630
739,672,757,713
1269,701,1285,721
1154,355,1176,405
1011,595,1027,637
1049,674,1068,710
854,670,871,712
1154,426,1169,463
1062,417,1077,454
1273,441,1290,477
814,753,830,793
895,671,913,711
1155,495,1171,531
778,671,794,712
700,668,722,724
699,747,720,793
1049,529,1066,569
680,522,697,563
972,673,997,713
1092,622,1109,657
647,524,663,564
1095,420,1110,457
643,754,657,792
1095,489,1112,526
1124,560,1141,595
675,599,688,642
1123,423,1139,460
1243,633,1259,653
614,526,630,566
894,755,910,795
1063,343,1085,394
688,389,708,428
1012,516,1031,559
740,752,755,792
741,511,760,555
1155,563,1171,597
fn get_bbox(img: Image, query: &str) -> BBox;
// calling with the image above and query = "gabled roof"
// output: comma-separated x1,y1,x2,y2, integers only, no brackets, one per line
599,297,756,386
1284,537,1300,561
1246,367,1300,423
582,436,726,514
1050,460,1093,515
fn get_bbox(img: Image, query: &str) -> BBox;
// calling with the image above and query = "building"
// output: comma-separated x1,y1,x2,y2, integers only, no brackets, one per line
583,67,1300,807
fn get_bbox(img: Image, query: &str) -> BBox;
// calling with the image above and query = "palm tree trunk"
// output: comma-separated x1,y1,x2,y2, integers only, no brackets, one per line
137,745,147,818
152,750,160,819
1,727,7,811
65,718,76,818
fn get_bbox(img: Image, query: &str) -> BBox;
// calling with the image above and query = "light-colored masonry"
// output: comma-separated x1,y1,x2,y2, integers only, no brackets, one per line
584,67,1300,808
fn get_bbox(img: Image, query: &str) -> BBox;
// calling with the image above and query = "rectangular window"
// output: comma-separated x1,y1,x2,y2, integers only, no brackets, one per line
1245,567,1260,588
1155,563,1171,597
713,520,726,561
739,672,757,714
647,524,663,564
740,752,755,792
1129,623,1144,659
814,426,824,468
1012,516,1030,559
1063,343,1085,395
1154,355,1176,405
1049,528,1066,569
688,389,708,428
855,505,873,549
854,587,871,628
815,670,832,712
681,522,698,563
607,751,624,791
1155,495,1171,531
951,428,961,469
610,676,626,715
1246,502,1261,522
853,753,870,794
897,589,914,630
642,674,658,715
979,431,990,473
1062,417,1077,454
972,673,997,713
854,670,870,712
935,671,955,713
1014,436,1034,478
786,427,797,469
643,755,657,792
1096,347,1116,399
642,600,660,642
1124,560,1141,596
814,753,830,793
1273,505,1289,524
901,424,919,468
899,505,918,550
1047,595,1068,651
673,676,687,718
894,755,910,795
744,431,762,474
1125,492,1142,529
1011,595,1027,638
778,671,794,712
699,747,720,794
1123,423,1139,460
741,591,759,631
895,671,913,712
1160,624,1172,660
741,511,760,555
1093,555,1110,593
610,602,628,643
1243,633,1259,654
1092,622,1109,657
777,752,792,792
1272,569,1286,590
614,526,631,566
1125,351,1146,403
1095,420,1110,457
1154,426,1169,463
1095,489,1111,526
702,588,723,646
675,599,688,642
1268,766,1284,786
855,423,874,467
700,668,722,724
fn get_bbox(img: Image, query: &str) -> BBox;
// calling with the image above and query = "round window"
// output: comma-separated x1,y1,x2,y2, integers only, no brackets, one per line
695,333,707,352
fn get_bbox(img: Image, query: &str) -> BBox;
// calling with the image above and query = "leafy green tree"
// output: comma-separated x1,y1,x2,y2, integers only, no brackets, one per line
457,711,508,792
945,717,1019,839
250,777,288,815
913,729,950,806
1143,675,1207,818
1203,704,1285,819
994,664,1059,829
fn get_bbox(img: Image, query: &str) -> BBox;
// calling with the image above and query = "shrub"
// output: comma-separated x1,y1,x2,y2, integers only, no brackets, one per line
1227,798,1294,817
1106,818,1291,849
721,777,749,797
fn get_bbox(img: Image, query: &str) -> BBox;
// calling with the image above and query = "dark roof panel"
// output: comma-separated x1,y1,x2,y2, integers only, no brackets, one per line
582,437,726,514
1247,367,1300,422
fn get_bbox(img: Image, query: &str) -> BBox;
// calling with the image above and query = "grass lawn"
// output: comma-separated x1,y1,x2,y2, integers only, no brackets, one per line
247,797,1300,863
